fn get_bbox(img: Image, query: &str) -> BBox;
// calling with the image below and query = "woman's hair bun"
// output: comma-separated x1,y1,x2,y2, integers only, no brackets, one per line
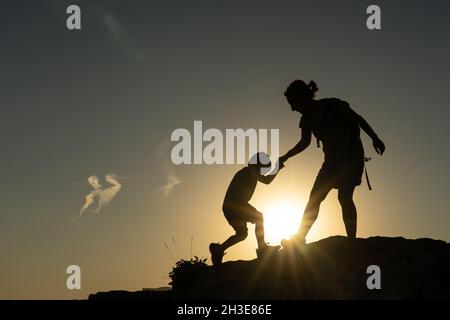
285,79,319,99
308,80,319,93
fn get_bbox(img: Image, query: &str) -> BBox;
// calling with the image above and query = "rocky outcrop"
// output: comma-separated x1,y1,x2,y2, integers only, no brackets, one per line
89,236,450,300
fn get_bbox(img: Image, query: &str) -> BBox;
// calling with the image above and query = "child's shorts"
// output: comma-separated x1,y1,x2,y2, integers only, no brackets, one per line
222,202,263,233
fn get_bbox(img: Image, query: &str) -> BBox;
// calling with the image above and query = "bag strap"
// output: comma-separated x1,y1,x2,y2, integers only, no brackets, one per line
364,156,372,191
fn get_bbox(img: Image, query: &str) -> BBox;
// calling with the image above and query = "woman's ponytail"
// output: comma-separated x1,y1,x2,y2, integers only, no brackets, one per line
308,80,319,94
285,79,319,99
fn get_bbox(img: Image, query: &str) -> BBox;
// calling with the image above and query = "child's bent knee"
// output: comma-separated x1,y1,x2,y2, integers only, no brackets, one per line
236,230,248,240
255,212,264,222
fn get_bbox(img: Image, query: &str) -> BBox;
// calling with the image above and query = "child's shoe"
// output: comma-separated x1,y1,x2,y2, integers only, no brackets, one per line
281,235,306,249
209,243,224,266
256,244,281,258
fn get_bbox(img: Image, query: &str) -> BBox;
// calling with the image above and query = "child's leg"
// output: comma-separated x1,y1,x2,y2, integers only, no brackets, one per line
254,214,265,249
220,227,247,251
247,206,282,257
220,203,266,250
237,204,266,249
210,206,249,265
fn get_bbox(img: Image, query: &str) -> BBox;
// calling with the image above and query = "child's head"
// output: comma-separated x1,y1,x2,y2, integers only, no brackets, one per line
249,152,272,169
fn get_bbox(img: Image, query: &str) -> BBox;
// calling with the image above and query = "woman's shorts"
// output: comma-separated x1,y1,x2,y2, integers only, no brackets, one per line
316,158,364,189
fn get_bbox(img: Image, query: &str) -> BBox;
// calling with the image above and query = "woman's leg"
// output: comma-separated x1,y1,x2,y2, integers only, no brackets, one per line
297,176,333,240
338,185,357,238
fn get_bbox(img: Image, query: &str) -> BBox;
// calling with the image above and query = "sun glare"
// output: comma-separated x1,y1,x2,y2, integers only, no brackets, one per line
263,200,302,245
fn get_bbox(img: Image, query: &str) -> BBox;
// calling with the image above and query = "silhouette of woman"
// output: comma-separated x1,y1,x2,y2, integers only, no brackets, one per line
279,80,385,244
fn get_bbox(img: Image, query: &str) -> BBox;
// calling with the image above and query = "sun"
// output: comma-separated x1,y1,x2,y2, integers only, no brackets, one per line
262,200,302,245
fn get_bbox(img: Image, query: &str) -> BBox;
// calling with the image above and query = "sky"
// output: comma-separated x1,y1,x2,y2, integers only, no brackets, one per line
1,0,449,299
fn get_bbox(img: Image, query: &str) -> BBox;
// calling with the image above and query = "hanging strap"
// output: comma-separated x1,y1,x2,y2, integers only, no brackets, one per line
364,156,372,191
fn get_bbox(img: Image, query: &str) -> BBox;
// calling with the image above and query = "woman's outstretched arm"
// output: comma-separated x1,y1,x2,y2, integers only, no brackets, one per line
280,126,312,163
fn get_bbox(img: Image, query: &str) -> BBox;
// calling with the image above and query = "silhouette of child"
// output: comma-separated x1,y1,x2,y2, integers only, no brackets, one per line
209,152,283,266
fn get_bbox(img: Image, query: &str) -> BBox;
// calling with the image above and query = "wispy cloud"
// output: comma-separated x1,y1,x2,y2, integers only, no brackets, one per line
100,11,147,64
72,174,122,221
49,0,147,64
157,141,182,199
102,12,123,36
159,168,182,199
